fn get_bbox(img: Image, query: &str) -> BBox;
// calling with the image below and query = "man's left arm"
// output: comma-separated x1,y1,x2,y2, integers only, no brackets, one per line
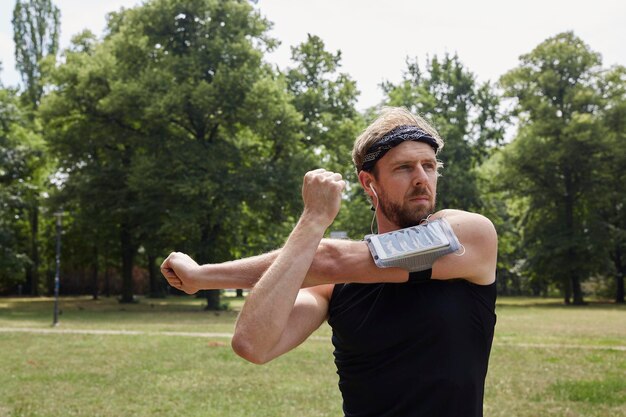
162,209,497,291
302,209,496,287
428,209,497,285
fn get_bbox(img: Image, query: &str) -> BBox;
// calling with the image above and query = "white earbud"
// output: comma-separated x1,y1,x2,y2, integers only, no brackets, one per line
369,184,379,235
370,184,378,200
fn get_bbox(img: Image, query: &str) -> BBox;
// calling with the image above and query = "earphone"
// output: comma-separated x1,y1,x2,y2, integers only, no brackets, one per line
370,183,378,200
369,183,379,234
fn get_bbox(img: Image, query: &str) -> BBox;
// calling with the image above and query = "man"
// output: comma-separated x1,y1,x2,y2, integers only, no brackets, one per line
162,107,497,417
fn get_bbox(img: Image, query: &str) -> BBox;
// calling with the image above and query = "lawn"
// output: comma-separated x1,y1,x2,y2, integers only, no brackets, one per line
0,295,624,417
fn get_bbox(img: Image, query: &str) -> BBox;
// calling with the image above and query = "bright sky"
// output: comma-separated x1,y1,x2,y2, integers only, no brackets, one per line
1,0,625,110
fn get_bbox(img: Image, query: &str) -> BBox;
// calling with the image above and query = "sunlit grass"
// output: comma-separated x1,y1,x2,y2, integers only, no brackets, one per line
1,295,624,417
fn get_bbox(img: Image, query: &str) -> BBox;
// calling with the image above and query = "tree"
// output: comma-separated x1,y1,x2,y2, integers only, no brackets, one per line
381,54,506,211
498,32,607,304
285,34,360,170
12,0,61,110
0,87,27,292
476,151,527,295
284,34,365,238
42,0,312,307
0,82,46,293
11,0,60,296
598,65,626,303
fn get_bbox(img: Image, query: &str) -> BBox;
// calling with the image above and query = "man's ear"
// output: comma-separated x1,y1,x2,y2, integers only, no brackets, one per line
358,171,376,198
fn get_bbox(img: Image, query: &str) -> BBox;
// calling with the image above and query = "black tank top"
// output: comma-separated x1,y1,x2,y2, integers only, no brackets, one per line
328,278,496,417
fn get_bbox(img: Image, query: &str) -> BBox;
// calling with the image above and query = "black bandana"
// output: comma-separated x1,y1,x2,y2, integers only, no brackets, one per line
361,125,439,172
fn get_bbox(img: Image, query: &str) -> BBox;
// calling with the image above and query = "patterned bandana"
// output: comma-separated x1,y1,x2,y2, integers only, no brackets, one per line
361,125,439,172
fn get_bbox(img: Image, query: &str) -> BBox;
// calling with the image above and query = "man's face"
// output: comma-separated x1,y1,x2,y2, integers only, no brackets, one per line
368,141,438,229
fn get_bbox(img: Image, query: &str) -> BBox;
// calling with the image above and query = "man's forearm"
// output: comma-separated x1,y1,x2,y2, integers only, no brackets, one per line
196,250,279,289
232,216,327,361
190,238,407,290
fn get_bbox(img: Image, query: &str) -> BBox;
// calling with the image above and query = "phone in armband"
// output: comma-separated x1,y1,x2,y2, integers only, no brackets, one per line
365,218,462,272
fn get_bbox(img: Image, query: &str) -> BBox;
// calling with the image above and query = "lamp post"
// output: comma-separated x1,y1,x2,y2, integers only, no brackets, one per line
52,211,63,327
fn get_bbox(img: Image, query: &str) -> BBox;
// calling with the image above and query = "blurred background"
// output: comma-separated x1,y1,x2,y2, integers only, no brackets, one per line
0,0,625,309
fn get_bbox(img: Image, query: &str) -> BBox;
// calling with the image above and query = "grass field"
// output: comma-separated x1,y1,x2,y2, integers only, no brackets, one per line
0,295,624,417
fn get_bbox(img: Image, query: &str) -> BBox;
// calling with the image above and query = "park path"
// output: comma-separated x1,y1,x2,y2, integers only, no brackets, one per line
1,327,625,351
0,326,327,342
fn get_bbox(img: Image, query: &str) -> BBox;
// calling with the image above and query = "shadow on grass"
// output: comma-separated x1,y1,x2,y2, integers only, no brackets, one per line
496,296,626,310
0,295,244,325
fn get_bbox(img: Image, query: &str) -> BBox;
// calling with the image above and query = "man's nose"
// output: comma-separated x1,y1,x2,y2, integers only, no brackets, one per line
412,164,429,186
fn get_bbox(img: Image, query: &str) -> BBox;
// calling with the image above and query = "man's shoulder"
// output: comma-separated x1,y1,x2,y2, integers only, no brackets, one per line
433,209,497,237
434,208,493,221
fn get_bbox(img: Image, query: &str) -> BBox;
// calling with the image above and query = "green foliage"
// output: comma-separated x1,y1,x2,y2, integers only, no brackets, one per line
285,34,360,170
284,34,365,239
0,88,30,290
42,0,276,303
12,0,61,109
3,2,626,303
597,65,626,302
382,54,506,211
9,0,60,296
477,152,527,294
41,0,359,305
496,32,615,303
0,85,50,293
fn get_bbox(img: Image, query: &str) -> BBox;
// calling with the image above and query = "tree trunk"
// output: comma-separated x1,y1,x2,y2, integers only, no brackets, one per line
204,290,221,310
615,246,625,304
570,275,585,305
197,222,223,310
92,245,99,300
563,278,571,305
104,266,111,297
563,169,584,305
148,254,165,298
531,281,541,297
103,248,111,297
119,225,135,303
27,201,40,296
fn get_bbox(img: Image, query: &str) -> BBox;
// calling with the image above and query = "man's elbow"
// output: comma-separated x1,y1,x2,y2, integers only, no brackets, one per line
231,332,272,365
477,214,498,251
471,214,498,283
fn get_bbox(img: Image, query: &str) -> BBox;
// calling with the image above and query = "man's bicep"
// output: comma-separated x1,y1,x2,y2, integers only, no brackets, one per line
431,211,497,285
266,285,334,359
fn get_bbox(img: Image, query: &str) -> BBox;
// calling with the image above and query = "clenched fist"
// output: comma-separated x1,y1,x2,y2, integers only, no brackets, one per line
160,252,203,294
301,169,346,229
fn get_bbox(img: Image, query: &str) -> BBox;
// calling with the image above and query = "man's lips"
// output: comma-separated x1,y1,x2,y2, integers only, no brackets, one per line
408,195,430,202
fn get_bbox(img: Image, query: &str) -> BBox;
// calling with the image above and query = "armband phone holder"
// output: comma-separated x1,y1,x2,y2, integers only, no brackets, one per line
365,218,461,272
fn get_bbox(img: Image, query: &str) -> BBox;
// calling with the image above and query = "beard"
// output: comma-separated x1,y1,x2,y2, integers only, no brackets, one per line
377,185,435,229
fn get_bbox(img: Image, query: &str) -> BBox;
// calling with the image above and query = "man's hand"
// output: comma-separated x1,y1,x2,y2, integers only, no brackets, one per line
160,252,203,294
301,169,346,229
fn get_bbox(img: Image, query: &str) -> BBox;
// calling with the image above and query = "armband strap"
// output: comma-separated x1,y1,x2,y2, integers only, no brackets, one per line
365,218,461,272
408,268,432,283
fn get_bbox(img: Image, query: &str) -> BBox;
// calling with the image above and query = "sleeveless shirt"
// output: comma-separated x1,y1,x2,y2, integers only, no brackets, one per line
328,278,496,417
